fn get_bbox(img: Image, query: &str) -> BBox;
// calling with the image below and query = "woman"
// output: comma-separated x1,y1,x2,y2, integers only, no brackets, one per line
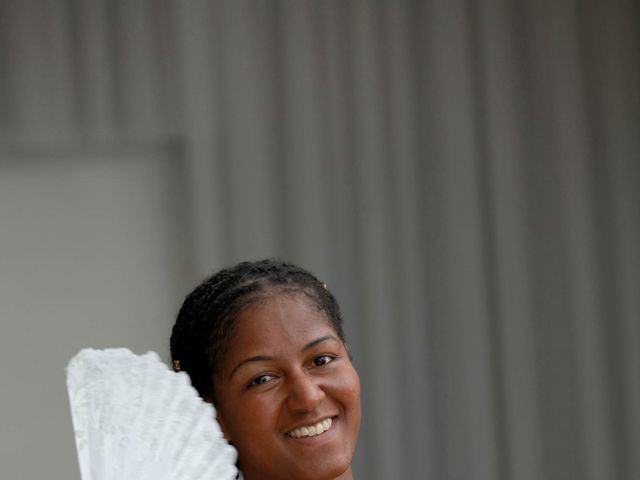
170,259,362,480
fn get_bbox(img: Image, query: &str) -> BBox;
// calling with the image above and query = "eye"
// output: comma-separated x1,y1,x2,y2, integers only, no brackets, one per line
313,354,335,366
249,374,275,387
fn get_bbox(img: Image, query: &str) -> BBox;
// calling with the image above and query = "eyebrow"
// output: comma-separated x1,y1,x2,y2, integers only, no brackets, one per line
301,335,340,352
228,355,274,380
228,335,340,380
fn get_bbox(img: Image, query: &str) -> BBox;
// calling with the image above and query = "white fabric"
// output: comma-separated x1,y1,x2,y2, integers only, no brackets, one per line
66,348,238,480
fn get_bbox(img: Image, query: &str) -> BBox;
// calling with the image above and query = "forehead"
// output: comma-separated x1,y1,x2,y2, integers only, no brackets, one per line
225,294,336,353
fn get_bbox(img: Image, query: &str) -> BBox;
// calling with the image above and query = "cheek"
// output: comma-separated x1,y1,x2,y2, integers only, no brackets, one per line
340,365,361,396
345,371,361,423
218,394,278,442
330,366,361,416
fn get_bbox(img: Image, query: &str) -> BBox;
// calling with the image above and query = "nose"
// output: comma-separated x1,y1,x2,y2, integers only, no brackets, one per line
286,371,325,413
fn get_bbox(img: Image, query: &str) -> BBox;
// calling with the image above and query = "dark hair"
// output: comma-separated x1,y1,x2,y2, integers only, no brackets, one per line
170,259,345,401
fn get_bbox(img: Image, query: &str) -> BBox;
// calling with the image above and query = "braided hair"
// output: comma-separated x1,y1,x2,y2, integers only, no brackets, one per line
170,259,345,402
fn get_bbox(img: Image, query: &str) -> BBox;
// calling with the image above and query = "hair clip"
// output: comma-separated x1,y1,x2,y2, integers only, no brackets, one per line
322,282,328,290
172,359,181,372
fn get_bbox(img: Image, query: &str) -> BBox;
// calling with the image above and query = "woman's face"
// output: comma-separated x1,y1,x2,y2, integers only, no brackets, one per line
214,293,361,480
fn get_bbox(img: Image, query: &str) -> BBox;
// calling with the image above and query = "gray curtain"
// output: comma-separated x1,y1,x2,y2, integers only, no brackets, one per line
1,1,638,479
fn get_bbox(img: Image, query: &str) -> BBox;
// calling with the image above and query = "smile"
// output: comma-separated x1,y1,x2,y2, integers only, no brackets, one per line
287,417,333,438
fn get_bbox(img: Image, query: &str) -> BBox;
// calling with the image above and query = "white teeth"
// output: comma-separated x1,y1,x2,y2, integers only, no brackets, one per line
288,417,333,438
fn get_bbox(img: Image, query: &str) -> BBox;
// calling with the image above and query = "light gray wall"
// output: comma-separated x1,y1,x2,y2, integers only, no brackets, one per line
0,149,195,479
0,1,639,479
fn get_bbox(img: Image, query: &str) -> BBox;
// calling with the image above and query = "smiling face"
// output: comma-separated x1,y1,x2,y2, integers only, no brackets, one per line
213,293,361,480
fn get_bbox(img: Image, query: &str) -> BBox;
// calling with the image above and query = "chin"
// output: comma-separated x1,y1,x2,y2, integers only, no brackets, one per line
291,455,352,480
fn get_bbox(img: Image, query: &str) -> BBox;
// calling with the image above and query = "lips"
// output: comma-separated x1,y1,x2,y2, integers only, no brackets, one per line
286,417,333,438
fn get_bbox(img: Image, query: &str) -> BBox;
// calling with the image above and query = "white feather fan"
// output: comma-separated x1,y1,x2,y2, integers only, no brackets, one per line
66,348,238,480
